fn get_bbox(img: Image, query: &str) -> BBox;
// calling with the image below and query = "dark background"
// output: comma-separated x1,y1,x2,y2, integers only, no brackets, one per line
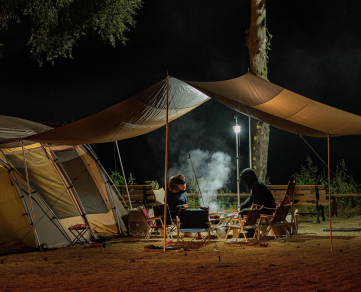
1,1,360,192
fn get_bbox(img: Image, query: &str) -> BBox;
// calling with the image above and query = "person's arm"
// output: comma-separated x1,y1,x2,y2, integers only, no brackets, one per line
240,193,254,210
176,191,188,209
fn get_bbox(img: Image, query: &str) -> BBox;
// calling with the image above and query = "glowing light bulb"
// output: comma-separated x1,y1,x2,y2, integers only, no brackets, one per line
233,124,241,133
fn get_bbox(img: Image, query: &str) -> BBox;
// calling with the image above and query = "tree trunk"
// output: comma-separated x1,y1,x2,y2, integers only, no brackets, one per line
246,0,270,182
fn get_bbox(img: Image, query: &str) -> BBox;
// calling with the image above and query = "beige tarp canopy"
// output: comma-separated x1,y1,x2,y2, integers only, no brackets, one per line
22,73,361,145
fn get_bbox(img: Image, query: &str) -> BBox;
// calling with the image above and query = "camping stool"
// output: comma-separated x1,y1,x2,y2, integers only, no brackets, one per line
68,224,91,247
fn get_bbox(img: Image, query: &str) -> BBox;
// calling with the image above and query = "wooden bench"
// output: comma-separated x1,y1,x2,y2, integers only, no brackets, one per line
114,185,157,209
268,184,332,223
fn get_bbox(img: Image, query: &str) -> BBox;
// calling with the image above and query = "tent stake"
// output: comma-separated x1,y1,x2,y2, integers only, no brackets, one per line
164,73,169,253
115,141,132,209
21,140,40,248
328,134,332,252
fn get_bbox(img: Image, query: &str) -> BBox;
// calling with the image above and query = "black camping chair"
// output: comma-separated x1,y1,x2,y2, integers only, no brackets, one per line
177,208,210,243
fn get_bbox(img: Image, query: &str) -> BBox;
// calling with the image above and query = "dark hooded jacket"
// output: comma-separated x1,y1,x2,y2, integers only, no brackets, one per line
240,168,276,215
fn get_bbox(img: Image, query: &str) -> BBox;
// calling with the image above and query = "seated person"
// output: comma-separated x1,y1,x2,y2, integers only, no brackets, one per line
167,174,188,220
239,168,276,216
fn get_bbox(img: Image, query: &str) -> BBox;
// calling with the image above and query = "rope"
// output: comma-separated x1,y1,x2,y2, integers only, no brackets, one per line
299,135,335,176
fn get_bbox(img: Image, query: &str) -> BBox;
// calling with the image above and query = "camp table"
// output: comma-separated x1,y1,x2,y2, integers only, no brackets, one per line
68,224,91,247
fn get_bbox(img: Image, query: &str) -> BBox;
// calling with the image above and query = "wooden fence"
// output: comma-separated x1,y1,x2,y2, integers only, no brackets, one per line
187,193,361,199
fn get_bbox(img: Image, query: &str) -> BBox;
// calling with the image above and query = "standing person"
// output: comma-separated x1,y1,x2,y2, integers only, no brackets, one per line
239,168,276,216
167,174,188,220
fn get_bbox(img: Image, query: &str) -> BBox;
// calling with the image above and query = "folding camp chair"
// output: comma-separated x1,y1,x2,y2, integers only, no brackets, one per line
224,207,261,243
68,224,91,247
176,208,210,243
209,213,226,239
258,204,292,239
139,206,173,241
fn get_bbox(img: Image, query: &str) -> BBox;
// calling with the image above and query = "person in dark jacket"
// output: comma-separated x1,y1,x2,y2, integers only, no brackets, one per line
239,168,276,216
167,174,188,220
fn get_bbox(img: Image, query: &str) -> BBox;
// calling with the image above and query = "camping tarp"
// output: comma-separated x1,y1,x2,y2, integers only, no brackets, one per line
23,74,361,146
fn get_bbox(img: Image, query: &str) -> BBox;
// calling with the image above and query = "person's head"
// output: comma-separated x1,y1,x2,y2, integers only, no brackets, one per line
240,168,258,189
168,174,186,192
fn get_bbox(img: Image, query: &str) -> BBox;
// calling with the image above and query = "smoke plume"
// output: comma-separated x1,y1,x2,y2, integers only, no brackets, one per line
168,149,232,212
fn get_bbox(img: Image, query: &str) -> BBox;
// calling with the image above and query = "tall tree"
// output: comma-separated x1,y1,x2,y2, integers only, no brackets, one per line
0,0,143,66
245,0,270,181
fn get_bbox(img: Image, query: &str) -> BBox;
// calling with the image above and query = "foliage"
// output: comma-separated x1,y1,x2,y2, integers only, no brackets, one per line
0,0,143,65
265,176,271,185
292,156,326,185
145,180,159,190
217,185,232,194
293,156,361,217
262,28,272,81
216,197,238,210
187,197,200,207
110,171,136,186
189,178,198,193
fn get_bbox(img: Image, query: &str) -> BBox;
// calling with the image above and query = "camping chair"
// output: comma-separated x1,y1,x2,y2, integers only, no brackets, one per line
224,207,261,243
279,181,297,234
176,208,210,243
139,206,173,241
258,204,292,239
209,213,226,240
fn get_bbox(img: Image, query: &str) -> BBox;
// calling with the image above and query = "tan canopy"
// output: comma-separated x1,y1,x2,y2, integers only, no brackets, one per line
25,74,361,145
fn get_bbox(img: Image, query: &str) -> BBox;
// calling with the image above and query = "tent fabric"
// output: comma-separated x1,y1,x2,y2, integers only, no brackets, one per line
5,145,79,219
55,148,109,214
185,74,361,137
23,74,361,145
0,166,35,251
0,160,71,252
25,78,210,145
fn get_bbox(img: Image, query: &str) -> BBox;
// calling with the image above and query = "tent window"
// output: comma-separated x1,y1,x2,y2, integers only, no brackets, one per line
55,150,109,214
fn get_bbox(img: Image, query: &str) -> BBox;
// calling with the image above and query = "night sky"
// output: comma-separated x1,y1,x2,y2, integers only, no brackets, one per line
1,1,361,192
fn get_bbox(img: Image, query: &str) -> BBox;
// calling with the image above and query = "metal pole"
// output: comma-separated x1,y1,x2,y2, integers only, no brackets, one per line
236,129,240,207
45,144,94,237
21,140,40,248
328,135,332,251
249,116,252,169
163,73,169,253
115,141,133,209
234,116,240,207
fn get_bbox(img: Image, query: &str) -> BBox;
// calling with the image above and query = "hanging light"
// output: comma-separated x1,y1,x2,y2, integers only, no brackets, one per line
233,124,241,133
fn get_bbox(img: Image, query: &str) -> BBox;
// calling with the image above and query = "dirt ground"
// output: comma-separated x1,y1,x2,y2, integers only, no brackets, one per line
1,216,361,292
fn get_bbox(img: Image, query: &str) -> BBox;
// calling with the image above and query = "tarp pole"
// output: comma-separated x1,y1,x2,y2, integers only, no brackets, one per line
163,73,169,253
249,116,252,169
328,134,332,251
115,141,132,209
21,140,40,249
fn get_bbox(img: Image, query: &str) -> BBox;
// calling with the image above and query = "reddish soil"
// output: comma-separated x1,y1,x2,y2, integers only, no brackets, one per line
1,216,361,291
